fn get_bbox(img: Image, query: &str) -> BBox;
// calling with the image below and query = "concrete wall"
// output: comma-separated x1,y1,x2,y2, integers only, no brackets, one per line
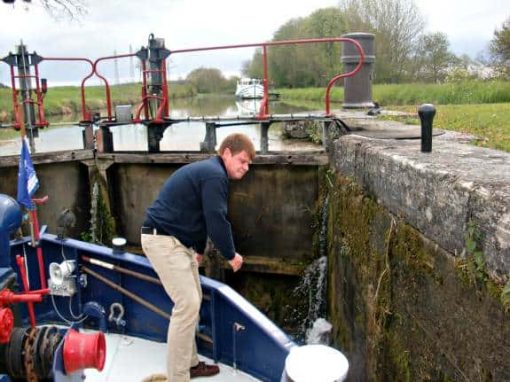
108,159,322,261
1,151,325,267
329,131,510,380
333,131,510,280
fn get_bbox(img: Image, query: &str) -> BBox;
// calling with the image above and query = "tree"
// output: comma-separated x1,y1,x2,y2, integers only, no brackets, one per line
243,7,348,87
302,8,348,84
412,32,455,83
2,0,87,19
241,49,264,80
339,0,425,83
185,68,229,94
41,0,87,18
489,17,510,78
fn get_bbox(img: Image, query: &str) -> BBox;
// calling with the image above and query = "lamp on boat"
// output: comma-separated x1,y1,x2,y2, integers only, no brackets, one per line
49,260,77,296
49,260,76,286
112,237,126,254
282,344,349,382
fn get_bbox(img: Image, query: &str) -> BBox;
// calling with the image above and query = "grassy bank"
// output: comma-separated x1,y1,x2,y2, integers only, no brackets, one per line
382,103,510,153
0,82,197,142
278,80,510,105
2,80,509,153
278,81,510,153
0,82,196,121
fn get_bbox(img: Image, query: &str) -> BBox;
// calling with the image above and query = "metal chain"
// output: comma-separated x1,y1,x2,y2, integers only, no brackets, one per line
23,327,38,382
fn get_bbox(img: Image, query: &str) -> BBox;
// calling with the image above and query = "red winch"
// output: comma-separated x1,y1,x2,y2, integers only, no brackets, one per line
0,286,106,379
0,288,45,343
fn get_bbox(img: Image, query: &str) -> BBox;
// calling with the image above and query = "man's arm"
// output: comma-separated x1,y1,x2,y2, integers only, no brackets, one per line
201,177,236,261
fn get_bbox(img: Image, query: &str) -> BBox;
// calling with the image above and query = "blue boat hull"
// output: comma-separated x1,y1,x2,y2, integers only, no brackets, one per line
3,234,295,381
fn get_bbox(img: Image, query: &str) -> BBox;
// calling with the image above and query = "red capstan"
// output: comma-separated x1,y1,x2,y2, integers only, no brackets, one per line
0,307,14,344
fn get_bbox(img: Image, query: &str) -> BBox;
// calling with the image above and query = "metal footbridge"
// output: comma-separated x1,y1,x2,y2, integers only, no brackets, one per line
1,34,365,153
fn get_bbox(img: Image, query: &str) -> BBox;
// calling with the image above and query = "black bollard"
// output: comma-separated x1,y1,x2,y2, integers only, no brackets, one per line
418,104,436,153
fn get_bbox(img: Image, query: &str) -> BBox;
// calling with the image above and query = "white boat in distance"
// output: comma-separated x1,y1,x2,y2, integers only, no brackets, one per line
235,78,264,99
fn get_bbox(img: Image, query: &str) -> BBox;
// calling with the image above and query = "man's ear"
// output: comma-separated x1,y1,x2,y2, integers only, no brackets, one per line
222,147,232,159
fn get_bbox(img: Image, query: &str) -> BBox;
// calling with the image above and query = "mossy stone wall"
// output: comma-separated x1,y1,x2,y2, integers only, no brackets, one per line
328,175,510,381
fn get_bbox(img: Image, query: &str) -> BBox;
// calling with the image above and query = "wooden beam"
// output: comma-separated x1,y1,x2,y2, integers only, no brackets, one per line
0,149,95,168
241,256,306,275
128,248,306,276
96,152,329,166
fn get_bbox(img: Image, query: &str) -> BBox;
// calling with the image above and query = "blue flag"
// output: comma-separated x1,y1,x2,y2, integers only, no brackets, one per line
17,138,39,209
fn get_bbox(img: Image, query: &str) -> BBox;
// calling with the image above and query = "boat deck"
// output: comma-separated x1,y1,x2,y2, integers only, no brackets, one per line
84,333,260,382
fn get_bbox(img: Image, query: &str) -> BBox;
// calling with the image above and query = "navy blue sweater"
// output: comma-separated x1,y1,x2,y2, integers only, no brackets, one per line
143,156,235,260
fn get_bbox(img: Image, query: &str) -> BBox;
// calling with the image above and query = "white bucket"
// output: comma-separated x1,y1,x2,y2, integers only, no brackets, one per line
282,344,349,382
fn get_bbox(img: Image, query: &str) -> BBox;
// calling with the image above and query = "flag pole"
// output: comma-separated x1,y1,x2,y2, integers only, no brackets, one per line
17,120,48,290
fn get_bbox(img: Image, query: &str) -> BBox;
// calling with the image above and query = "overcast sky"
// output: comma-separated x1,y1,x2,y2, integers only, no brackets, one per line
0,0,508,85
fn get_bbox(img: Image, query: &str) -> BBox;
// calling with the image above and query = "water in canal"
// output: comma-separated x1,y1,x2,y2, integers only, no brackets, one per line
0,95,322,156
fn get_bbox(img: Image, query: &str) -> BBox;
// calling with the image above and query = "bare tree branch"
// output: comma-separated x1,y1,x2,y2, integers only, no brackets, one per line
339,0,425,82
38,0,88,20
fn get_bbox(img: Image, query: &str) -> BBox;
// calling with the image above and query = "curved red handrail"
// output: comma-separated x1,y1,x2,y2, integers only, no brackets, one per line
93,53,138,121
133,94,166,123
170,37,365,118
41,57,95,122
4,37,365,129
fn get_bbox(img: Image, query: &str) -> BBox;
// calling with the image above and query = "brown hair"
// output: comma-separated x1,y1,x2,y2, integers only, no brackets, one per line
218,133,256,159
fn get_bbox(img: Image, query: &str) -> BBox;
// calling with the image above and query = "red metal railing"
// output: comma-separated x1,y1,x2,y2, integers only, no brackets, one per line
5,56,94,127
133,62,169,123
93,52,170,123
59,37,364,123
93,52,138,121
40,57,95,122
3,36,364,128
170,37,365,118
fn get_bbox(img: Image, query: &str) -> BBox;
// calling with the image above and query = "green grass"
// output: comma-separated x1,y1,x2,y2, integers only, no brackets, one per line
0,82,196,121
278,80,510,105
278,80,510,153
384,103,510,153
0,82,197,142
374,81,510,105
2,80,510,153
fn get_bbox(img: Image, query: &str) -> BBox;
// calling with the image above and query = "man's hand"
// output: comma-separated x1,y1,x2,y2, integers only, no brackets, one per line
228,253,243,272
196,253,203,265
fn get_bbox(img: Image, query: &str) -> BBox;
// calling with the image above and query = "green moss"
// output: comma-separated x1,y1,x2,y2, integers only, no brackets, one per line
502,280,510,311
328,175,439,380
327,173,510,381
329,174,510,379
455,220,507,302
385,330,412,382
311,166,330,258
93,183,116,245
392,224,436,276
327,175,395,379
81,180,115,246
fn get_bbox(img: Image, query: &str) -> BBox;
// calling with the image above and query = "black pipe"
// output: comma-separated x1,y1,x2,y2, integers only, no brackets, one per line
81,255,162,285
418,104,436,153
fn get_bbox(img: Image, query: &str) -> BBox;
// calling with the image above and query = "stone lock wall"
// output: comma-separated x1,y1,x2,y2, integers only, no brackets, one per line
328,132,510,381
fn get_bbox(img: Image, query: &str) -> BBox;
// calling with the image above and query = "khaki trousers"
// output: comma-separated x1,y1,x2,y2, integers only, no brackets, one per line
141,234,202,382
